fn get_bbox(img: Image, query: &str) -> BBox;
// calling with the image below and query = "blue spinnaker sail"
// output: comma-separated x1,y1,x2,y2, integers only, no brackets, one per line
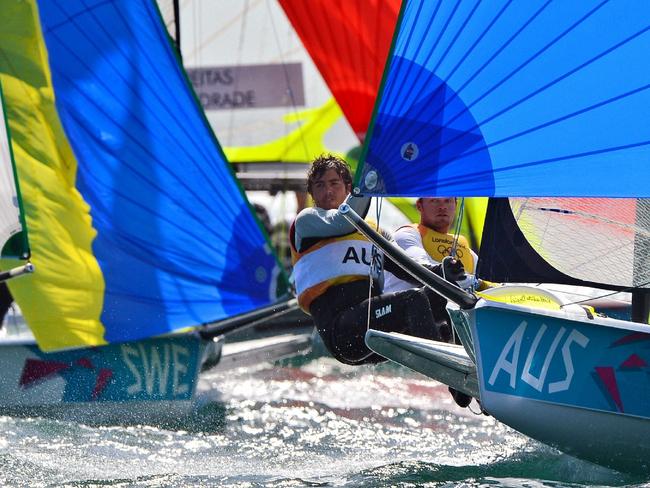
1,0,285,349
356,1,650,198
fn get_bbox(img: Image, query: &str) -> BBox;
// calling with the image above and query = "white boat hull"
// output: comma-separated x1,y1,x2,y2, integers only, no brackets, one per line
365,330,478,398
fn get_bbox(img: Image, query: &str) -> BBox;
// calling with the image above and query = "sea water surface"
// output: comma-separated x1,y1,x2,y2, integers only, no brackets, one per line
0,349,647,487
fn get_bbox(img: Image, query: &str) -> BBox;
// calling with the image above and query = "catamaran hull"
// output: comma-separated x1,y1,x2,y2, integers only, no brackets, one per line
0,334,216,424
464,299,650,473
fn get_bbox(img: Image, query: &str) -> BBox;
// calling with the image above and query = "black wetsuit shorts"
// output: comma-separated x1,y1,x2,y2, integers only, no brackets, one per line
309,279,452,365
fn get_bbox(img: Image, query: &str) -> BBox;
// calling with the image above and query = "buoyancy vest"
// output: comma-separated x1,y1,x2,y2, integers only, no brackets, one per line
291,228,378,312
408,223,475,273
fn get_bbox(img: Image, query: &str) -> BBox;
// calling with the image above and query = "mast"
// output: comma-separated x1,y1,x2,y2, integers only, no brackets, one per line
173,0,181,58
632,199,650,324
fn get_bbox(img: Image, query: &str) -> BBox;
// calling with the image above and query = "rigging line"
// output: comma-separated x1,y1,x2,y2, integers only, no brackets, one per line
559,282,650,309
185,0,264,62
265,0,310,158
226,0,250,148
193,0,199,65
451,197,464,258
366,197,385,331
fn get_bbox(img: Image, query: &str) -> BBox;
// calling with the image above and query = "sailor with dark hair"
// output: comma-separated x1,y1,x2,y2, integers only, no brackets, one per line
289,154,459,365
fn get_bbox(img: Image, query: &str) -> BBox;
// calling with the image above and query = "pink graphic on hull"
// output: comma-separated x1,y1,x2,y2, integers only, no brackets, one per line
611,332,650,347
595,366,624,412
20,359,70,387
621,353,647,369
92,369,113,400
19,357,114,400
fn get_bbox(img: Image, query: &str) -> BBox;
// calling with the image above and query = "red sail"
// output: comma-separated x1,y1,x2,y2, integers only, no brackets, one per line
279,0,400,141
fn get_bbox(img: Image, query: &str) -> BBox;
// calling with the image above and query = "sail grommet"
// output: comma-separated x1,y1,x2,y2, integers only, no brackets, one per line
400,142,419,161
364,170,378,190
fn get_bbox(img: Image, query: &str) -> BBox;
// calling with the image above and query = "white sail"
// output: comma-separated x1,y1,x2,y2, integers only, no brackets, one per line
179,0,357,159
509,197,650,289
0,86,24,255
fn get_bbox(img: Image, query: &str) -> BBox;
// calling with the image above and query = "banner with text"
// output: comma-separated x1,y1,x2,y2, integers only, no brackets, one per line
187,63,305,110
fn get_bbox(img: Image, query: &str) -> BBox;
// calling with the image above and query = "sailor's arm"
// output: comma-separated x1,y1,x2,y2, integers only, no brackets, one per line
393,226,438,265
466,248,499,291
293,195,371,252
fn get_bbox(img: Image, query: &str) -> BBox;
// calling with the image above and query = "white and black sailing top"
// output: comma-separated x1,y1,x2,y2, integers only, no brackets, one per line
290,195,394,312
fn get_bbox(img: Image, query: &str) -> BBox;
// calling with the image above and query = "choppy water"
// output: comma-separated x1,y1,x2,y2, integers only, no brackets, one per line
0,354,646,487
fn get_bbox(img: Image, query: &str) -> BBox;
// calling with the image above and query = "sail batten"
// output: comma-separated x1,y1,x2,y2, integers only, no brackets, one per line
357,0,650,198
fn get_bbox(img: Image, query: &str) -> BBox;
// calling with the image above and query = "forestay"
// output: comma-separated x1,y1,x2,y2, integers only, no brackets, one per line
355,1,650,198
0,0,286,351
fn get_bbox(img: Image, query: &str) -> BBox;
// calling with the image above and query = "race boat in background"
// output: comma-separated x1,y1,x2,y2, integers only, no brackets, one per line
0,0,310,424
340,0,650,474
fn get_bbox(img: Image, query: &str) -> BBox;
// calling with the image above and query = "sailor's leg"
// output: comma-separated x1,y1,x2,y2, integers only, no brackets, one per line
330,288,446,364
421,286,457,344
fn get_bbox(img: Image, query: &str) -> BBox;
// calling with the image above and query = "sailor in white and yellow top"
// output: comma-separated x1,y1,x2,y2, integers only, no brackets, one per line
385,197,494,293
383,196,491,409
290,155,445,365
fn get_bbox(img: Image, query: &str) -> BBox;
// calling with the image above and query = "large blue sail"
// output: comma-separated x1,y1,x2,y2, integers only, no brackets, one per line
356,1,650,198
4,0,286,349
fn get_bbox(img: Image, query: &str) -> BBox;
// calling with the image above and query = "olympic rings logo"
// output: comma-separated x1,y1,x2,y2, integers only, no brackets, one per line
437,245,464,259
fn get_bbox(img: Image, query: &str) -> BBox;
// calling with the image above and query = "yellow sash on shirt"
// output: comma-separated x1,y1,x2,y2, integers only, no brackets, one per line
411,223,475,273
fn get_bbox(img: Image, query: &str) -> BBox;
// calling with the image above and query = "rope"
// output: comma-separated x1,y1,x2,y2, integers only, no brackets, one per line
559,280,650,308
446,197,466,344
450,197,465,258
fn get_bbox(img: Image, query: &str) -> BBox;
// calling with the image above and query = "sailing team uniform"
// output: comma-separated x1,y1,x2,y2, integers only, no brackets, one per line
385,223,480,293
290,198,446,365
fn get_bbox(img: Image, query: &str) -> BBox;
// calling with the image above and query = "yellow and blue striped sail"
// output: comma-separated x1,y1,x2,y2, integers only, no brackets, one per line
356,1,650,198
0,0,285,351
